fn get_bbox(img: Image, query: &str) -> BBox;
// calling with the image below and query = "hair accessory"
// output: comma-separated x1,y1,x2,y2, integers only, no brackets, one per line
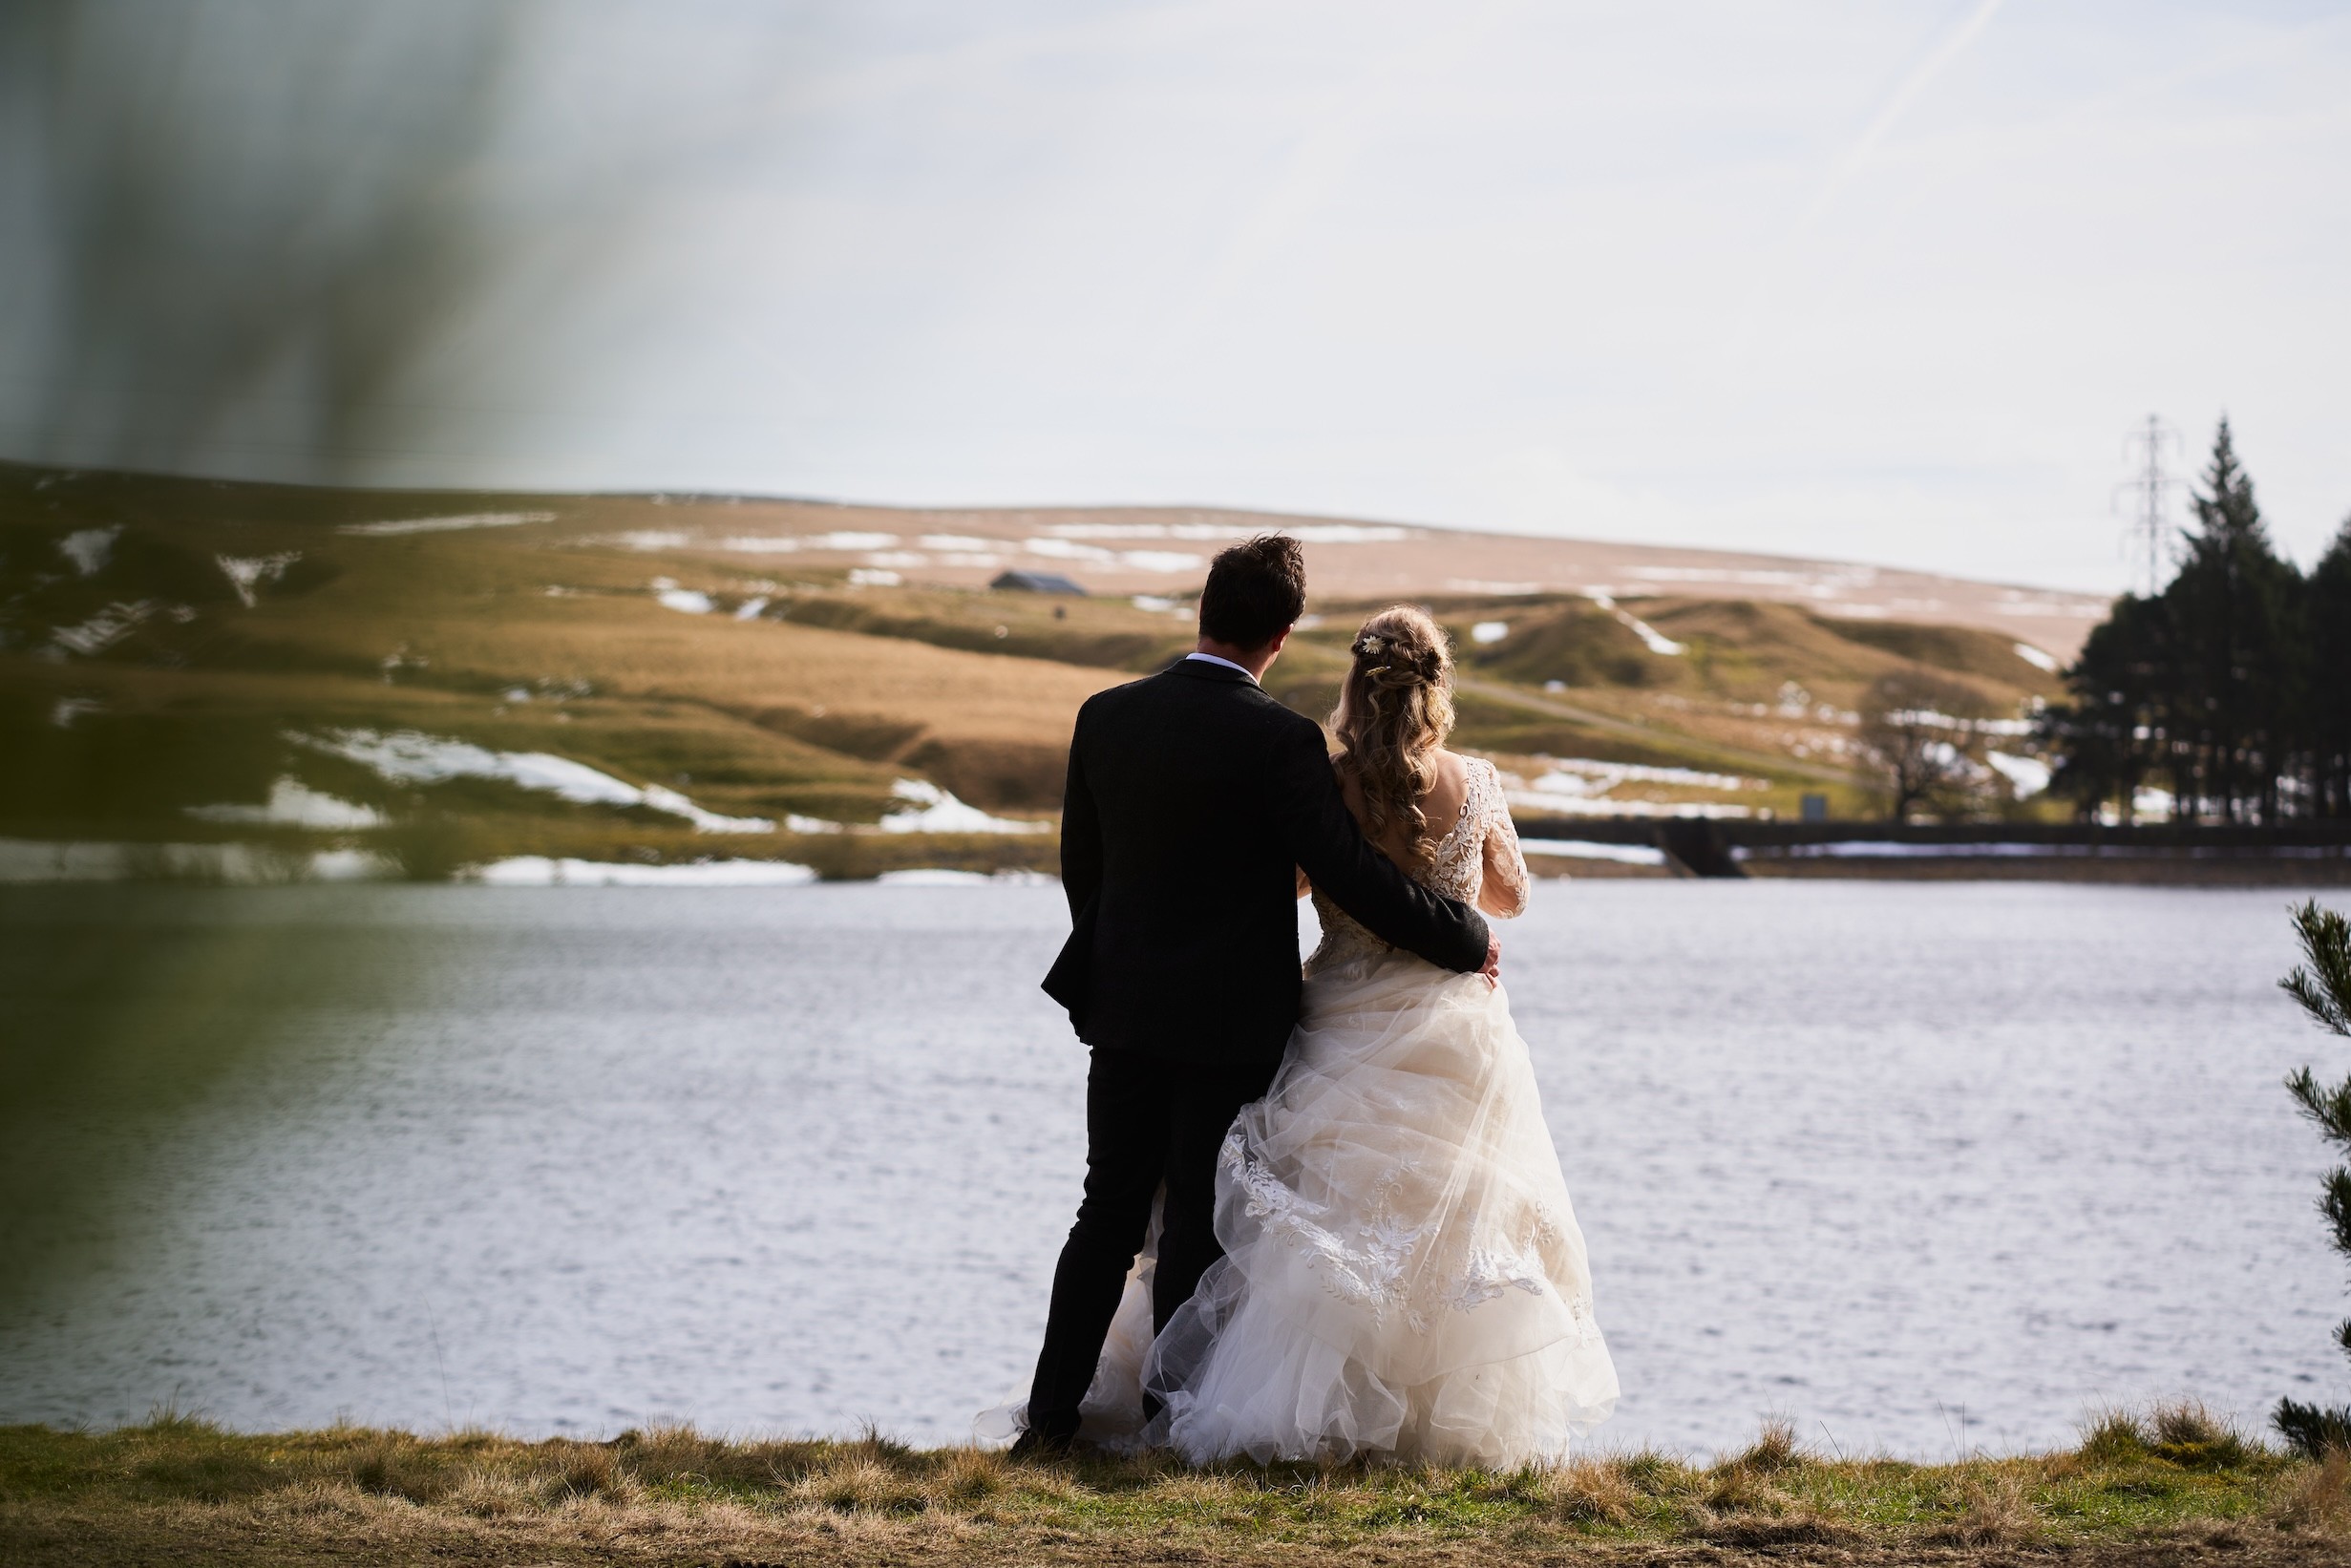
1353,631,1445,688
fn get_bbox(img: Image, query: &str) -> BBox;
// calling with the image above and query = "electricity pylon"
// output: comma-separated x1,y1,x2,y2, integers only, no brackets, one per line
2113,413,2184,598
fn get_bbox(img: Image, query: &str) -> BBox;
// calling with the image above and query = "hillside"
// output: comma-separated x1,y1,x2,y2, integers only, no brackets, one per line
0,464,2072,877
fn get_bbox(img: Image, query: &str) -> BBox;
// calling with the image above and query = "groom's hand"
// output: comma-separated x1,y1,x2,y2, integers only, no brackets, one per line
1480,933,1500,988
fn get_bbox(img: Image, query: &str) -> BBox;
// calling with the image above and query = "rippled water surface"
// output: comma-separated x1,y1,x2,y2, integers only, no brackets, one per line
0,879,2340,1457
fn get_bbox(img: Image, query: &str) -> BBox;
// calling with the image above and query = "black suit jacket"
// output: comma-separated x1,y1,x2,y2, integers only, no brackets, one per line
1042,658,1493,1068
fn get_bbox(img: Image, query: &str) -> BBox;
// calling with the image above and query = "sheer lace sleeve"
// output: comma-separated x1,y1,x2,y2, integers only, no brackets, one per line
1473,759,1530,918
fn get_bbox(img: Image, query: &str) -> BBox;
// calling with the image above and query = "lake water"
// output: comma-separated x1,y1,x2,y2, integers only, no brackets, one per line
1,879,2342,1460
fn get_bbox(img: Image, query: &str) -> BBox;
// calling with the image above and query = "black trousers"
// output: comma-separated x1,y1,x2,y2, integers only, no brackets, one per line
1023,1045,1278,1439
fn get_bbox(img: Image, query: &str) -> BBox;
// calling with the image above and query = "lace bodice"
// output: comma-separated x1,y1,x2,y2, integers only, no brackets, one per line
1309,756,1527,969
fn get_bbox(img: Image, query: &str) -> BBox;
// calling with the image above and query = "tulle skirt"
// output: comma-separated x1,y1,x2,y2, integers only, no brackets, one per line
1146,950,1615,1466
973,944,1617,1475
977,948,1619,1466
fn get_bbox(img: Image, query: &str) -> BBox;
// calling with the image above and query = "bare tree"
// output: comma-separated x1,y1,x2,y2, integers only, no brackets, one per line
1855,671,1992,821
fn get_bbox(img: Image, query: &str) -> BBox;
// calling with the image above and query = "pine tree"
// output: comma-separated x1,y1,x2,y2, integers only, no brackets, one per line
2305,519,2351,819
2042,594,2168,822
2276,901,2351,1456
2164,419,2304,823
2043,417,2331,823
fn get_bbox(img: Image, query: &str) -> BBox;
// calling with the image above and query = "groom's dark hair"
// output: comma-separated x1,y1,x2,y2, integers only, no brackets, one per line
1198,534,1307,650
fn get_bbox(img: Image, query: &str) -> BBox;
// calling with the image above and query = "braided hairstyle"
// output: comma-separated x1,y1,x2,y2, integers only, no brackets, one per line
1330,605,1456,869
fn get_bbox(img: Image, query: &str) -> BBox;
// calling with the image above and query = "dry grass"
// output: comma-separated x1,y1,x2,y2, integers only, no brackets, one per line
1725,1415,1805,1473
3,1406,2343,1567
1931,1468,2039,1545
268,588,1121,761
2279,1450,2351,1534
1531,1457,1641,1525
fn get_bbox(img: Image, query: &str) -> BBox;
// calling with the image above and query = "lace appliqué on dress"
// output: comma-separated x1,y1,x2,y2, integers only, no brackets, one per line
1439,1206,1600,1345
1221,1128,1430,1325
1448,1244,1549,1312
1223,1128,1603,1338
1309,757,1510,970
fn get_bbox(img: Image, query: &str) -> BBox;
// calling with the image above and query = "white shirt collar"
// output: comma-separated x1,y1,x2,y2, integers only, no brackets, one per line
1183,650,1259,684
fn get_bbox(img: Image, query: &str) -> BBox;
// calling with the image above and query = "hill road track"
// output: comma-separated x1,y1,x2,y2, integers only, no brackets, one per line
1455,676,1855,789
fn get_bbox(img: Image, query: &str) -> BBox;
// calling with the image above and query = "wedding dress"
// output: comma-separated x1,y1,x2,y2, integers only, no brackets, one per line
1017,757,1618,1467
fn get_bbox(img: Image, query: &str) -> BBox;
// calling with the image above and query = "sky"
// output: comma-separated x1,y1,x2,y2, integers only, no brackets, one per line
3,0,2347,593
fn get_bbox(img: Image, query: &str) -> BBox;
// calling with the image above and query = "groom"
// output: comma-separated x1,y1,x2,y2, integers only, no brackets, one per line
1015,534,1496,1456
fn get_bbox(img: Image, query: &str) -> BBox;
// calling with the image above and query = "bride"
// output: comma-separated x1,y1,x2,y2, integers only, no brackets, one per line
1053,605,1618,1468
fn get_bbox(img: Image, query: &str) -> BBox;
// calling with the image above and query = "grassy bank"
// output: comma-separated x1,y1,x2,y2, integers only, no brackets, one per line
5,1408,2345,1565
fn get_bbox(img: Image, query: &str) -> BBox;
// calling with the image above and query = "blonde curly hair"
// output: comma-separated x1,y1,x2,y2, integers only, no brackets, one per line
1330,605,1456,868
